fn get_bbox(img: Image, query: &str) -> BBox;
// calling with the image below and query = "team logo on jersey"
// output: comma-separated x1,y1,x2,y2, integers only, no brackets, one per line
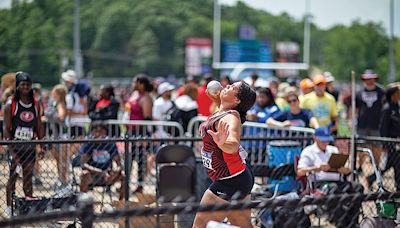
20,111,34,122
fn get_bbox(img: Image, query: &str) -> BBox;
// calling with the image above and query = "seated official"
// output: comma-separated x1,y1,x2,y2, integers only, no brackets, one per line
297,126,362,227
79,123,125,200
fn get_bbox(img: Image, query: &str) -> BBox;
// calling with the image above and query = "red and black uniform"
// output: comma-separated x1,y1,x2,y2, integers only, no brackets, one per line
10,99,39,162
199,110,254,200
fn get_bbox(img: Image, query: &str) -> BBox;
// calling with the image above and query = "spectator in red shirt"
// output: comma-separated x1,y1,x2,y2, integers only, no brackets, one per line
197,75,214,116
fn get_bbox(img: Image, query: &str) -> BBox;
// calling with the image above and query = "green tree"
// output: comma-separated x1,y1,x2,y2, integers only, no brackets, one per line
322,21,388,81
0,0,395,85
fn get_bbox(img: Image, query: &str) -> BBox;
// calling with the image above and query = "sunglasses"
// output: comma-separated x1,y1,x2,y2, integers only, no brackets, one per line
287,99,298,104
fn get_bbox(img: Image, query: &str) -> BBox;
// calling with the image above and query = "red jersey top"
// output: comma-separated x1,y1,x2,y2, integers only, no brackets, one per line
199,110,247,181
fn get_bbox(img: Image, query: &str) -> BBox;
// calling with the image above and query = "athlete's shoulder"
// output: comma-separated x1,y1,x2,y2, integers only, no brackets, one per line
224,110,240,120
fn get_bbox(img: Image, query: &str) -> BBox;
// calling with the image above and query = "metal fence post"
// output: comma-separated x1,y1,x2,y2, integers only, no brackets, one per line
124,136,131,228
352,137,358,181
79,194,94,228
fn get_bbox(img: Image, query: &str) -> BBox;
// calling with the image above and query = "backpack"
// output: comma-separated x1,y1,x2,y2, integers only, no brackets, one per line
69,80,91,107
164,102,180,136
165,102,181,123
165,101,197,133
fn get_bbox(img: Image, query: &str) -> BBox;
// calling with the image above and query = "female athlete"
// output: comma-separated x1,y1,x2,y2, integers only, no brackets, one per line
193,80,256,228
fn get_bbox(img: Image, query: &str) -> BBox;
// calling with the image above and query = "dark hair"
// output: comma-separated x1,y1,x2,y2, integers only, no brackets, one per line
135,74,153,92
235,81,256,123
257,87,275,106
204,74,214,84
14,72,34,103
101,85,115,97
386,86,399,102
183,84,198,100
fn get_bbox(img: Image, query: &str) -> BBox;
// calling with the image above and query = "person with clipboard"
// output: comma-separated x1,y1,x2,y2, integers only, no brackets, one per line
297,126,363,227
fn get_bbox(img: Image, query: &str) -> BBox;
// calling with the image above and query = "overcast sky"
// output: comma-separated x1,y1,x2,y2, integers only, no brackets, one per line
221,0,399,37
1,0,398,36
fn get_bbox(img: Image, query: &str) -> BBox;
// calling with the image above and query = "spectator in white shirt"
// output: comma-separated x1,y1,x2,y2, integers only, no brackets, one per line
152,82,174,122
152,82,174,136
61,70,88,137
148,82,175,178
297,127,350,181
297,126,362,227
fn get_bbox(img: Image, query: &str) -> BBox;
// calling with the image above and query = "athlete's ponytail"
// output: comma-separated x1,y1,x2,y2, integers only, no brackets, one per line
235,81,256,124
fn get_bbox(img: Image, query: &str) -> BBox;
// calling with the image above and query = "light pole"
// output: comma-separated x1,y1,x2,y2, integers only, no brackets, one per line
213,0,221,68
73,0,83,78
303,0,311,66
388,0,396,82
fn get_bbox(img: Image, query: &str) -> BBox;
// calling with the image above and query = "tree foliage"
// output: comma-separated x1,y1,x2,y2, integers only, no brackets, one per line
0,0,396,85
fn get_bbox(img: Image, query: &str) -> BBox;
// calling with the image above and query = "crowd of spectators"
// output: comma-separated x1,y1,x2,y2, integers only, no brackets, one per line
0,69,399,218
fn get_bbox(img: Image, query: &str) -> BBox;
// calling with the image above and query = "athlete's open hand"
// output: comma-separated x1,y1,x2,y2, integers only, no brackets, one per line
207,121,229,148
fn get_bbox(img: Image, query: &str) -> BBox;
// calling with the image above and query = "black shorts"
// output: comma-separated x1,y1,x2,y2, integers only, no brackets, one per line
209,165,254,201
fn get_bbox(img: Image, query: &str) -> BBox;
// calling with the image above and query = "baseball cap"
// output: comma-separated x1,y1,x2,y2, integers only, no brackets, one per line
361,69,378,80
299,78,314,90
61,70,78,84
16,71,32,87
157,82,175,95
323,72,335,83
314,126,334,142
313,74,327,85
32,83,42,90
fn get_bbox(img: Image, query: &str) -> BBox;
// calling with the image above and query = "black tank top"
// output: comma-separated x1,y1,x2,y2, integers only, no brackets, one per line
11,100,38,140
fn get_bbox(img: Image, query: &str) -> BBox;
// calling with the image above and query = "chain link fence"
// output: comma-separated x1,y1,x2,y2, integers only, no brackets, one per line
1,190,400,228
0,119,400,227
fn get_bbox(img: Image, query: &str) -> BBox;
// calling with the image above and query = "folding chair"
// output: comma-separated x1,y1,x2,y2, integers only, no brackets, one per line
70,154,113,211
155,144,196,227
294,155,310,195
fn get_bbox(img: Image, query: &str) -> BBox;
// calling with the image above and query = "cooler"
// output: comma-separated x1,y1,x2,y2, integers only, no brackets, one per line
267,141,302,192
268,140,301,167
